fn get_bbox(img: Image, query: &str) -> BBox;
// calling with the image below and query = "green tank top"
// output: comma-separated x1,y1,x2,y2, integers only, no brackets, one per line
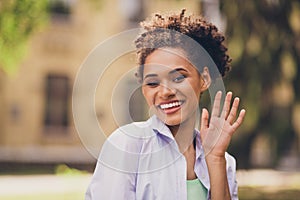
187,179,208,200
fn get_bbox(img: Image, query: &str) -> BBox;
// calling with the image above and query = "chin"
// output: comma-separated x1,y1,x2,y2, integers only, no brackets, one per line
156,114,183,126
165,120,181,127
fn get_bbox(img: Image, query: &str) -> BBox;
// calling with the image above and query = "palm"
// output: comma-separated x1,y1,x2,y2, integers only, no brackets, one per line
200,91,246,157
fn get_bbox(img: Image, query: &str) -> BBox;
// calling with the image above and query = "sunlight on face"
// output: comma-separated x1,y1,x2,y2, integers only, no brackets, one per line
142,48,209,126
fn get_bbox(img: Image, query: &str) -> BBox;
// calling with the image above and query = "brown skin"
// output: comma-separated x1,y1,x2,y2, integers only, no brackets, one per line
142,47,246,200
142,48,209,128
201,91,245,199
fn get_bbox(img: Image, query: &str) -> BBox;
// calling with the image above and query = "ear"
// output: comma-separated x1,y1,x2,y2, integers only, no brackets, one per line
200,66,211,92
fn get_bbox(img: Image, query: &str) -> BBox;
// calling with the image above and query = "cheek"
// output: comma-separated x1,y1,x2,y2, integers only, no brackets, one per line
190,80,203,97
181,80,202,98
142,88,154,106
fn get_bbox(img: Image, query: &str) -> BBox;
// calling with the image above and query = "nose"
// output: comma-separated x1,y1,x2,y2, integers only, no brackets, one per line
158,83,176,99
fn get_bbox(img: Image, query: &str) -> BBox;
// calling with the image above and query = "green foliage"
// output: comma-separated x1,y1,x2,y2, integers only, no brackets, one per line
55,164,88,176
220,0,300,168
0,0,49,74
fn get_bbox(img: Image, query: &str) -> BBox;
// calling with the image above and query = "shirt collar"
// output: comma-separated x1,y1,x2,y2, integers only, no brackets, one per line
149,115,205,158
194,130,205,159
148,115,175,140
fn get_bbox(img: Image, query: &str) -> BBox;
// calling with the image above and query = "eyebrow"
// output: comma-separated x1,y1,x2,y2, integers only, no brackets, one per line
143,68,188,79
144,74,158,79
169,68,188,74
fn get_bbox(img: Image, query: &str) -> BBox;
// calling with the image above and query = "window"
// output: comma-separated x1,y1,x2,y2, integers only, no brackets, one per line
49,0,73,21
44,74,70,130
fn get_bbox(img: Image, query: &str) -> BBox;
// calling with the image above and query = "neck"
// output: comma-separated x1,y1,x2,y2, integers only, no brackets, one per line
168,115,197,153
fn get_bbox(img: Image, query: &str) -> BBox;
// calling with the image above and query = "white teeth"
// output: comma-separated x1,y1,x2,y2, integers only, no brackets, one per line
160,101,182,109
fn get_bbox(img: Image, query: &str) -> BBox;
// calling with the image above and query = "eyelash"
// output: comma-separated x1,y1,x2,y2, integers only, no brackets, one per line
145,82,159,87
144,75,186,87
173,74,186,82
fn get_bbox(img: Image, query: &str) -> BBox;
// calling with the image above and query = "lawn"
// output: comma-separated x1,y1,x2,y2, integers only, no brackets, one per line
0,168,300,200
1,192,84,200
1,187,300,200
239,186,300,200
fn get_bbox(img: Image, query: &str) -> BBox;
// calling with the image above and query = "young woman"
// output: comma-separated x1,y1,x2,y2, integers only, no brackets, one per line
86,9,246,200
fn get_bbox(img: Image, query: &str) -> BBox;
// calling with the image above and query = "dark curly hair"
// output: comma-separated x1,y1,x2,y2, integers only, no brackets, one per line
134,9,231,82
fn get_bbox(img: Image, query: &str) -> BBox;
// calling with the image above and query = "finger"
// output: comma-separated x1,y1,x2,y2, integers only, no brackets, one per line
200,108,209,132
221,91,233,119
227,97,240,124
211,91,222,117
231,109,246,132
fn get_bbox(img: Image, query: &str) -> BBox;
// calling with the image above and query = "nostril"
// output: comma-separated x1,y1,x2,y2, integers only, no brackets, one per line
159,85,177,99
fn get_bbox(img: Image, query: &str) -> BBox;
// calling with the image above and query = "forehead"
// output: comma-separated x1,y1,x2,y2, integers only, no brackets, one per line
145,48,187,64
143,48,197,74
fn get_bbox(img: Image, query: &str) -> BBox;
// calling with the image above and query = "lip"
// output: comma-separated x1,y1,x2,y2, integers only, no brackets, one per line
157,100,184,114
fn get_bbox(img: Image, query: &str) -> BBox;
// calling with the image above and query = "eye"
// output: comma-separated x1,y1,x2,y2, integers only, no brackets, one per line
173,74,186,83
145,81,159,87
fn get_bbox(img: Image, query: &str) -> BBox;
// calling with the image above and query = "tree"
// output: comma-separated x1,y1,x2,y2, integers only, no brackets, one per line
0,0,49,74
219,0,300,168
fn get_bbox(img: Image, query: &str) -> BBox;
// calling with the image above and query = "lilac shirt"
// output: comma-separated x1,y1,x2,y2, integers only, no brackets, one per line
85,115,238,200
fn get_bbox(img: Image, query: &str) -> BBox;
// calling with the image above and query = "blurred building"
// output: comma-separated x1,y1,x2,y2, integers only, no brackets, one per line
0,0,200,169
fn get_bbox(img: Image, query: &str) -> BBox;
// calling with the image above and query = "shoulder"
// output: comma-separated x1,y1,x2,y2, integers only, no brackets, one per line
98,121,153,173
104,119,156,153
109,119,154,140
225,152,237,179
225,152,238,198
225,152,237,168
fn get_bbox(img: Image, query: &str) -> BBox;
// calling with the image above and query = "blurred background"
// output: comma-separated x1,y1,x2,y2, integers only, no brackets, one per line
0,0,299,199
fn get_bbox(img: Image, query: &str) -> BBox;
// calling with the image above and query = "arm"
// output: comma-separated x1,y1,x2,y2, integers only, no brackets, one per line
200,91,245,200
85,127,141,200
85,160,136,200
206,154,231,199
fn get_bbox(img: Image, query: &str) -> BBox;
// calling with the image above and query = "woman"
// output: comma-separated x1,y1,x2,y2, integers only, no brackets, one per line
86,9,246,200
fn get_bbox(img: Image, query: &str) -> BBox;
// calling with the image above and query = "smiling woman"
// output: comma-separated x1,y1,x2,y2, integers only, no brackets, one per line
86,9,246,200
142,48,206,128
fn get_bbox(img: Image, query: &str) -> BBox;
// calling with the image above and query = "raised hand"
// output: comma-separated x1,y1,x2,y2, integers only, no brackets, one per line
200,91,246,158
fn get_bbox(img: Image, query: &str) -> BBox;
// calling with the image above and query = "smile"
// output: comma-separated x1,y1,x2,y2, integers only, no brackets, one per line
158,100,184,110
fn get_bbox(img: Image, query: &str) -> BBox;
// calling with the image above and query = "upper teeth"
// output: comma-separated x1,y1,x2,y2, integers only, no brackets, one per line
160,101,182,109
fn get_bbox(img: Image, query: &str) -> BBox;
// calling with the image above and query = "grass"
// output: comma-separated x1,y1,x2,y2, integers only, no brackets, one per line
1,186,300,200
1,166,300,200
0,164,89,200
1,192,84,200
2,187,300,200
239,186,300,200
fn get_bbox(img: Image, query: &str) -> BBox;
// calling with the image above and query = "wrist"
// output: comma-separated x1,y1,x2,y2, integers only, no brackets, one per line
205,154,226,164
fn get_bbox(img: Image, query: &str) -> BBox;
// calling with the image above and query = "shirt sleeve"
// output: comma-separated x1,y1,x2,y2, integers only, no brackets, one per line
225,152,239,200
85,161,137,200
85,126,143,200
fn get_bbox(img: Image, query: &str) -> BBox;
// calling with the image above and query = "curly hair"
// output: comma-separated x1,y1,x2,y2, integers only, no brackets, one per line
134,9,231,82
